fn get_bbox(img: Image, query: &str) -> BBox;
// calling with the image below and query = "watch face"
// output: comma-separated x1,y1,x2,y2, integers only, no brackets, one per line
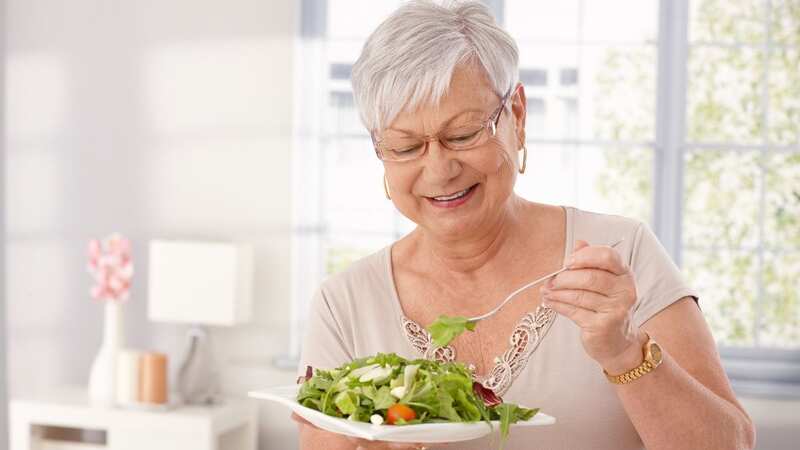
648,341,663,365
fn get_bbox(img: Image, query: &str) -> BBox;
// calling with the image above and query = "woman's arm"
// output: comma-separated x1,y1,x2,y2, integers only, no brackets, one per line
298,423,353,450
542,241,755,450
610,297,755,450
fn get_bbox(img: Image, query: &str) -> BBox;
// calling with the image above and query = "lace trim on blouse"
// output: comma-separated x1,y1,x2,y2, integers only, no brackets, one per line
401,305,556,396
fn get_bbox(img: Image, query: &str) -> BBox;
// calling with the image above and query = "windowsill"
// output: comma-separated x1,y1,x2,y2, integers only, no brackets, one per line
731,379,800,400
721,346,800,400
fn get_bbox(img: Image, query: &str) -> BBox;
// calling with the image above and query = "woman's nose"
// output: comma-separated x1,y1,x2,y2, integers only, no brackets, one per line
422,139,462,183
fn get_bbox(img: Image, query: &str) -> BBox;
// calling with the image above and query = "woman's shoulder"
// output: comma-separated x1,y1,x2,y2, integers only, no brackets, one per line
566,206,646,246
568,206,644,233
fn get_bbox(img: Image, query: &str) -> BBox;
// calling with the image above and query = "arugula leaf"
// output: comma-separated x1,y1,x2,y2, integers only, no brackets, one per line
494,403,515,441
426,315,477,347
491,404,539,449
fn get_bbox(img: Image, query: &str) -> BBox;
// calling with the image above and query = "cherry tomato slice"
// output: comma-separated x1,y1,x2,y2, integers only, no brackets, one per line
386,404,416,425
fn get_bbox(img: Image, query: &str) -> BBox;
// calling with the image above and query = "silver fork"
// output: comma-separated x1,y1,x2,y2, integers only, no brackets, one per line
466,238,626,323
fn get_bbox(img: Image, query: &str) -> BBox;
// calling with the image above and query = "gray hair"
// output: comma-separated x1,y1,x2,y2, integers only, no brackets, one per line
351,0,519,133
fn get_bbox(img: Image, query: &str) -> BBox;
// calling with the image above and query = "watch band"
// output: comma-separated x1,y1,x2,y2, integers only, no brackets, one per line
604,359,656,384
603,333,662,384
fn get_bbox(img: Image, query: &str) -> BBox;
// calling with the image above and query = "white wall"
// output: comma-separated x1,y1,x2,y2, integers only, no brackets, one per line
5,0,299,448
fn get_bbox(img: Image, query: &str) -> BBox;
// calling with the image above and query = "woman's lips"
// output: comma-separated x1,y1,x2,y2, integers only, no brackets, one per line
426,184,478,209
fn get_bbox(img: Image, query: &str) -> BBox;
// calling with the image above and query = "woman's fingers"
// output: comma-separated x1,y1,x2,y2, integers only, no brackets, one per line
548,268,618,297
541,297,596,327
290,412,312,426
568,241,627,275
541,287,607,312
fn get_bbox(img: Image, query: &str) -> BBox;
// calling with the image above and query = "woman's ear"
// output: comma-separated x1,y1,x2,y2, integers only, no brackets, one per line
511,82,527,146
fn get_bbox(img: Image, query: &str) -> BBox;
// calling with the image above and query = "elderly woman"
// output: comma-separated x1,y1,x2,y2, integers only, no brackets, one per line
295,1,755,449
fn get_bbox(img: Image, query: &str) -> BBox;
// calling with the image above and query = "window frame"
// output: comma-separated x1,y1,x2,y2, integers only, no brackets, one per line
283,0,800,397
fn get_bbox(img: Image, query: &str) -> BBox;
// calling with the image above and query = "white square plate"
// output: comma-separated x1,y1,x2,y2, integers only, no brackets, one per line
249,385,555,443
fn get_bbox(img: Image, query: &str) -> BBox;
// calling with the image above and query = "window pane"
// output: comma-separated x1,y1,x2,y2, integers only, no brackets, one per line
327,0,402,39
764,152,800,249
684,249,758,347
505,0,579,42
327,90,364,135
518,45,579,140
520,68,548,86
770,0,800,47
322,138,394,222
593,146,653,224
761,251,800,348
327,41,363,66
518,44,656,142
515,144,653,224
582,0,658,43
690,0,766,44
589,45,656,141
687,46,766,144
768,47,800,146
683,150,761,249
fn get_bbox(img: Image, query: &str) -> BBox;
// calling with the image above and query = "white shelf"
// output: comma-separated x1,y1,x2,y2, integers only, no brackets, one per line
39,440,106,450
9,386,258,450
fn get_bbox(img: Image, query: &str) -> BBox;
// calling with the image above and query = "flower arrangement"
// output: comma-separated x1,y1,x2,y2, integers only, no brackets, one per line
87,233,134,302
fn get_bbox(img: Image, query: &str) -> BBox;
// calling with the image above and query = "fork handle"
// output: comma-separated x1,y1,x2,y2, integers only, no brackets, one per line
468,238,625,322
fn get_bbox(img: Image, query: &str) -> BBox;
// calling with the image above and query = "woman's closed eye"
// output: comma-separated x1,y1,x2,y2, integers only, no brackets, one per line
444,128,482,145
393,143,425,154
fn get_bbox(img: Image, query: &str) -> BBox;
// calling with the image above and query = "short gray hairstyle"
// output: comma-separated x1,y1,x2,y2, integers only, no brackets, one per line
351,0,519,133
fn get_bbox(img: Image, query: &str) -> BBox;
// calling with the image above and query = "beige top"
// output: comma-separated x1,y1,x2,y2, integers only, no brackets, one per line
298,207,698,450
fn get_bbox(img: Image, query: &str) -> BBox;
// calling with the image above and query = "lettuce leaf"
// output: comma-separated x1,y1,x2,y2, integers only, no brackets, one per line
427,315,477,347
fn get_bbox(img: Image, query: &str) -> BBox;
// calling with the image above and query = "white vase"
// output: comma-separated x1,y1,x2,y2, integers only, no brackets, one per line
88,302,123,407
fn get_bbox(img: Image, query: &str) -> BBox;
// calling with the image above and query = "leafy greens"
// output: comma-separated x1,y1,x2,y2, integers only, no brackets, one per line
297,353,538,447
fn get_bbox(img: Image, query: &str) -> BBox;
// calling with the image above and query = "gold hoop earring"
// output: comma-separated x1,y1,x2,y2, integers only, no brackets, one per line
383,175,391,200
518,145,527,174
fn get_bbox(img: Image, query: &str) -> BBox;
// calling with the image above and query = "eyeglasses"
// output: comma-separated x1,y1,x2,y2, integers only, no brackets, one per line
371,89,513,162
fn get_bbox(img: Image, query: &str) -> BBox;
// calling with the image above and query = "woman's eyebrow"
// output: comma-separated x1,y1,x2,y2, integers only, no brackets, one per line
385,107,487,135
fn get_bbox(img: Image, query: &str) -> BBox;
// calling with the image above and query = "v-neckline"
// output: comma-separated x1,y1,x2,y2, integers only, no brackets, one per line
383,206,575,395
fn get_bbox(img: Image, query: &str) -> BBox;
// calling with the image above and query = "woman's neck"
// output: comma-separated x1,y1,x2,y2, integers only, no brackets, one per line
417,196,533,278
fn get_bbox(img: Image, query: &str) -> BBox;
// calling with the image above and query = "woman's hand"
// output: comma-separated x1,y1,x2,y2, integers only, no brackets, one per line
539,240,647,373
293,413,435,450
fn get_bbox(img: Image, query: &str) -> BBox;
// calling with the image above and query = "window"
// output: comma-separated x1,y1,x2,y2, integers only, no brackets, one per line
681,0,800,395
290,0,800,394
519,68,548,86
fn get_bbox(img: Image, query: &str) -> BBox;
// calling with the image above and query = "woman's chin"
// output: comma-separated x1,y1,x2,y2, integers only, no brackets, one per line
420,212,489,240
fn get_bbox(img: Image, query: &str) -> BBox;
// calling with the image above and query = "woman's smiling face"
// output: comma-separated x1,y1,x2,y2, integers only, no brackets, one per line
380,64,527,240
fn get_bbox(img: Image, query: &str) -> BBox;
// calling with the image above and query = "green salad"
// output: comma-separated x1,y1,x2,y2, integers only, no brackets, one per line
297,353,537,445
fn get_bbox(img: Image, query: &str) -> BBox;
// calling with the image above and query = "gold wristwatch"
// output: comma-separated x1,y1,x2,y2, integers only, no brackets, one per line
604,332,663,384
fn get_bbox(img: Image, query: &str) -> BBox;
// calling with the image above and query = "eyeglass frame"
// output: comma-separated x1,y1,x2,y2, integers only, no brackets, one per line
370,87,515,162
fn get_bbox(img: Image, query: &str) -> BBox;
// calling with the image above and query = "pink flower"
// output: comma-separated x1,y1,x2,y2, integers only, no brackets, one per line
87,233,134,303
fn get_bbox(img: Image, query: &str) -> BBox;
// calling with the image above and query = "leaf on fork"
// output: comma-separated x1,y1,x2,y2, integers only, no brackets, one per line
427,315,477,348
